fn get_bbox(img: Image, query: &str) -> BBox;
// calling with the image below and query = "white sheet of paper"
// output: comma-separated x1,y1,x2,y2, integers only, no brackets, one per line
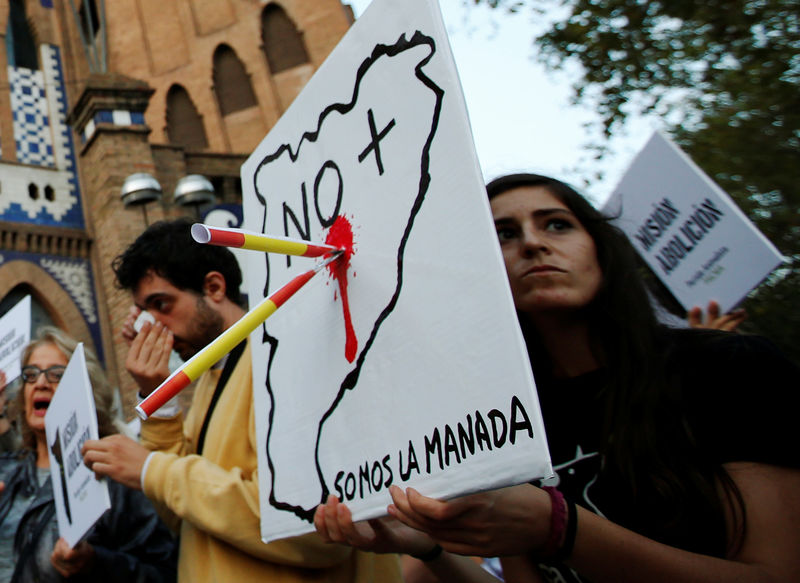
604,131,783,313
44,344,110,548
0,295,31,384
242,0,551,542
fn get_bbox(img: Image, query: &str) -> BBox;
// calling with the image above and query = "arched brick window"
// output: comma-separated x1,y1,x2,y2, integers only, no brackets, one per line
261,4,309,74
0,284,56,334
165,84,208,151
213,44,258,116
7,0,39,69
78,0,101,41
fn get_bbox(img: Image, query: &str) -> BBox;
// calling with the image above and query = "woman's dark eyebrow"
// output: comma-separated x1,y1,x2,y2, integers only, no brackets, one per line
532,208,574,218
493,217,517,226
494,208,573,225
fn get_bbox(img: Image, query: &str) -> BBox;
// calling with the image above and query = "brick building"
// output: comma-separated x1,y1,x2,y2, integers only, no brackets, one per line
0,0,353,416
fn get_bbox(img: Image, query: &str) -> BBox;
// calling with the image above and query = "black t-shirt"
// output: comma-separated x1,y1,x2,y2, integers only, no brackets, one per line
534,330,800,583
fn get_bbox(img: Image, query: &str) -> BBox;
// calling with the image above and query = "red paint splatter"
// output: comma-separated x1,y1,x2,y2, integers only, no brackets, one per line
325,216,357,362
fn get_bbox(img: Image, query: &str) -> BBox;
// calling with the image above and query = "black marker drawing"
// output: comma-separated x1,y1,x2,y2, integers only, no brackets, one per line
250,31,444,521
358,108,396,175
50,428,72,524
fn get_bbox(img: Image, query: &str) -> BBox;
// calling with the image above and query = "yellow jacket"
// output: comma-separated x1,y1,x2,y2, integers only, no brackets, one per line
140,342,401,582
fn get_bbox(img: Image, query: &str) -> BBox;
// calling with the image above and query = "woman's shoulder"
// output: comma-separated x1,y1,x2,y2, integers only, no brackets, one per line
661,328,800,466
660,327,798,404
0,449,33,472
662,327,796,377
0,451,21,481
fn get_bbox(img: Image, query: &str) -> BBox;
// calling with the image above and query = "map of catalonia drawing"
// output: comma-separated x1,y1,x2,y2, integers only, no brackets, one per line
248,32,443,521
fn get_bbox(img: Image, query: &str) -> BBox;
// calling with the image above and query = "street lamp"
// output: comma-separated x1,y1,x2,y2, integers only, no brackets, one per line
121,173,162,225
174,174,216,218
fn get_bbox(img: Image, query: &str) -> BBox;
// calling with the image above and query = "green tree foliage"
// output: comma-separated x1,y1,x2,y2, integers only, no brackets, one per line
471,0,800,364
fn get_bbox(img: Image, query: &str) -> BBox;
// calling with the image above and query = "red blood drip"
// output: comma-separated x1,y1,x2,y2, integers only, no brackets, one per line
325,216,357,362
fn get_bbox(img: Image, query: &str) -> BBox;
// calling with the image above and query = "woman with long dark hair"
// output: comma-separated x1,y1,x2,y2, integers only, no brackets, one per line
315,174,800,582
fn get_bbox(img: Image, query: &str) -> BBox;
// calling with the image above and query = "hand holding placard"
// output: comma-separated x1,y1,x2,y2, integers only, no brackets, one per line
44,344,110,548
605,132,783,312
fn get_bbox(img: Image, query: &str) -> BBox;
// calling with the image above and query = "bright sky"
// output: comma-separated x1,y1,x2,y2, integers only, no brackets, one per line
347,0,661,205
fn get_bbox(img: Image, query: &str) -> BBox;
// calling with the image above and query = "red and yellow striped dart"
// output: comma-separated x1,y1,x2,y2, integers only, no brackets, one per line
136,251,342,419
191,223,337,257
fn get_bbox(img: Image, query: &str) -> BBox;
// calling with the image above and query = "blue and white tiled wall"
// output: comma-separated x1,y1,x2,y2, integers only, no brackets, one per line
81,110,147,143
2,44,84,228
1,38,101,359
8,65,54,167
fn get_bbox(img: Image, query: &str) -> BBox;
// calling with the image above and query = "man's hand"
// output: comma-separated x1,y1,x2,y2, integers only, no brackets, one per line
120,305,141,345
51,538,95,577
124,312,173,397
82,434,150,490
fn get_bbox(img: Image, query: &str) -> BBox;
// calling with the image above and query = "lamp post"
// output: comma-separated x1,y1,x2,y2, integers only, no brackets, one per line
174,174,216,219
120,173,162,225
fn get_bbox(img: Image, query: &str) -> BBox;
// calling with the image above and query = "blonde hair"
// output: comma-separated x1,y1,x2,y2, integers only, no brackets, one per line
15,326,119,451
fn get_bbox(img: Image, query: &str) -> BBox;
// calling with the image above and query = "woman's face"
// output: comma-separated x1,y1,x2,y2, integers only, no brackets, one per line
23,342,68,436
491,185,602,315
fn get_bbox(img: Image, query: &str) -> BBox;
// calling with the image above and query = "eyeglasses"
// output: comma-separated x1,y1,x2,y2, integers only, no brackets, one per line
21,365,66,384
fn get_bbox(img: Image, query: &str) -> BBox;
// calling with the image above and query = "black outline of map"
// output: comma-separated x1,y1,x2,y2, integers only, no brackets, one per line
250,31,444,522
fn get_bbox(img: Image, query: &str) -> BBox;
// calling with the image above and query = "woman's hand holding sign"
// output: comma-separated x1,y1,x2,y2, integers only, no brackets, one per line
50,538,96,578
314,493,513,583
314,494,437,556
687,300,747,332
387,484,552,558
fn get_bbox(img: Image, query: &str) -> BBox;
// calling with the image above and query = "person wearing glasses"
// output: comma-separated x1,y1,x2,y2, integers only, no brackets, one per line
0,327,177,583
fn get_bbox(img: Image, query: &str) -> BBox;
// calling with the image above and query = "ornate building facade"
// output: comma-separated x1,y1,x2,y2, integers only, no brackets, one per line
0,0,353,415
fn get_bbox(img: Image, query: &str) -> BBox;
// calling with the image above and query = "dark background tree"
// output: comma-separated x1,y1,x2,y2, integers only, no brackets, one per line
471,0,800,364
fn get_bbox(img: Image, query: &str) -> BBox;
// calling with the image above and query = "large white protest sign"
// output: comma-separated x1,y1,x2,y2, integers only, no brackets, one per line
242,0,551,542
604,131,783,313
0,295,31,384
44,344,110,548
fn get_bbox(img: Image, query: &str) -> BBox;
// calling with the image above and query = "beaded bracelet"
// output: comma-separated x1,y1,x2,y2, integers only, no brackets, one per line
540,486,568,558
551,497,578,563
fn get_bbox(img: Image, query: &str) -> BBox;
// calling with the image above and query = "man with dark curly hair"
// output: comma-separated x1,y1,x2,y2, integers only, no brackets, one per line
82,218,401,583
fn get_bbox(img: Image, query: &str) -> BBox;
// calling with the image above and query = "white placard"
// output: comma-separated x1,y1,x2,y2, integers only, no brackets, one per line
44,344,110,548
242,0,551,542
604,131,784,313
0,295,31,384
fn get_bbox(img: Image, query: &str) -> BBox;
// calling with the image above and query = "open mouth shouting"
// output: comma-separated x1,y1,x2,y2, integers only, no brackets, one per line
31,393,53,417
